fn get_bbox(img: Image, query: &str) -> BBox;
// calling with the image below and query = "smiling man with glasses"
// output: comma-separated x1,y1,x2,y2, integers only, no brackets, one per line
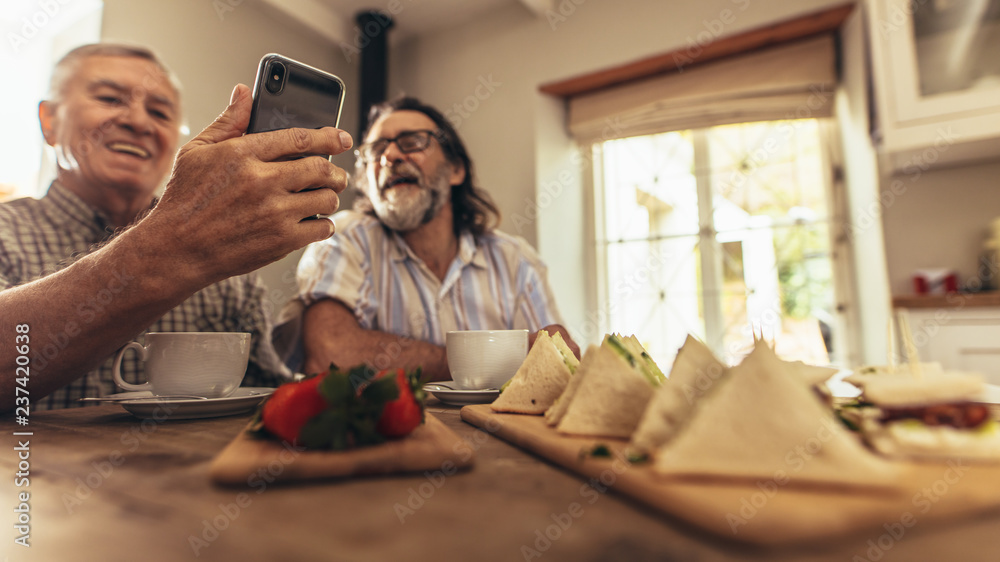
0,43,352,411
290,95,579,381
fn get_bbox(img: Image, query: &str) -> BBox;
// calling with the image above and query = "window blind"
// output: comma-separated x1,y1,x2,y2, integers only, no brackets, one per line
568,34,837,143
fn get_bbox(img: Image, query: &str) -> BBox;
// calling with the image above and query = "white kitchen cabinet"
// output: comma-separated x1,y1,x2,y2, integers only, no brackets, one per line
905,306,1000,384
866,0,1000,173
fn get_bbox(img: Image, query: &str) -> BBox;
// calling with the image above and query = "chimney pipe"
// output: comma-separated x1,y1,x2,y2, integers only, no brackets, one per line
355,11,394,137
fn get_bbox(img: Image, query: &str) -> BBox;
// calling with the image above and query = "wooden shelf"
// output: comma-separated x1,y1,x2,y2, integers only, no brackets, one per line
892,292,1000,309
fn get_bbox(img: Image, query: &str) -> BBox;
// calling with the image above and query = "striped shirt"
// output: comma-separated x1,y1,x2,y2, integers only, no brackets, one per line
0,182,289,409
296,210,564,345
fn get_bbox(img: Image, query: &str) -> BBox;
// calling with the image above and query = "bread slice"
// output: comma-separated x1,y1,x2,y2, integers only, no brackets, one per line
845,370,984,407
654,341,899,488
544,344,595,426
860,415,1000,460
491,331,572,414
631,335,727,453
556,344,658,439
550,332,580,373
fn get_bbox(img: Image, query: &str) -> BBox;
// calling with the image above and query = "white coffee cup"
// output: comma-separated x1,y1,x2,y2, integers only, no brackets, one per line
446,330,528,390
112,332,251,398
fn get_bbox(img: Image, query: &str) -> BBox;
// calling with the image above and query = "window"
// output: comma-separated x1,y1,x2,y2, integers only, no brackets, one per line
0,0,103,201
591,118,847,366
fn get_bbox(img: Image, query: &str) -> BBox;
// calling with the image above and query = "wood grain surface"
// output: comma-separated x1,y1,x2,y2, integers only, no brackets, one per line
210,413,473,485
461,404,1000,547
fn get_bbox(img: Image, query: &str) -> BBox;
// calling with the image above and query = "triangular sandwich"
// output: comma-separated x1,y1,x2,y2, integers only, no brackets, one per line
631,334,727,454
555,334,666,439
843,368,1000,460
544,344,593,426
654,341,899,488
491,331,578,414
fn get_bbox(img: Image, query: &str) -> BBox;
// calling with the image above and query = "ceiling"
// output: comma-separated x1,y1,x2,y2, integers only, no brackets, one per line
259,0,555,46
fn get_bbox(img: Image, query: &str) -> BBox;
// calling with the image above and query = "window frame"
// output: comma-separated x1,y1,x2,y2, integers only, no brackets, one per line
581,117,859,366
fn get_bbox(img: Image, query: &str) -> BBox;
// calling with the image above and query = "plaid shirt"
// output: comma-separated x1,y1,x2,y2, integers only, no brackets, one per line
292,210,564,353
0,182,289,409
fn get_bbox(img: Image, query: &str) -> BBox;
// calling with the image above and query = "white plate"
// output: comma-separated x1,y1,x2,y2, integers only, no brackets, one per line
974,384,1000,404
81,387,274,419
423,382,499,406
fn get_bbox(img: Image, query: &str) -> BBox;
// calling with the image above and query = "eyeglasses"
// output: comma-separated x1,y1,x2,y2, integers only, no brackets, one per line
355,129,441,162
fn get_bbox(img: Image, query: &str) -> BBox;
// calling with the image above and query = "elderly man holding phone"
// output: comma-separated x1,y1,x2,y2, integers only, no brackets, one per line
0,43,352,411
293,96,579,381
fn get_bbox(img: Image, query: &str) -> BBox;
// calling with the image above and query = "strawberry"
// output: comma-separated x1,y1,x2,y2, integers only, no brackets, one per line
375,368,425,438
260,374,328,445
253,365,425,450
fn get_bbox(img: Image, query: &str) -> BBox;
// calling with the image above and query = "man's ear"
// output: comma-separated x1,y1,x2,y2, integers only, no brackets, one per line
38,101,58,146
449,161,466,187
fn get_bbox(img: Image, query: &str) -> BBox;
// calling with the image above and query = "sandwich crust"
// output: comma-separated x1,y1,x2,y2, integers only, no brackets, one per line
556,345,658,439
490,331,572,414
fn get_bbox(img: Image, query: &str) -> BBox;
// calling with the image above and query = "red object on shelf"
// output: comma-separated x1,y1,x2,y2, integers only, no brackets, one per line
912,269,958,295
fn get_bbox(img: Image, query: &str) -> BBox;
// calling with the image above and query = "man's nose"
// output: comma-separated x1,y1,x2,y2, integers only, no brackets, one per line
378,139,406,165
117,100,154,135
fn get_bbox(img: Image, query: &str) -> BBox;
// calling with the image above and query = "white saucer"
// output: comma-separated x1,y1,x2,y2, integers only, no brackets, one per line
974,384,1000,404
423,382,499,406
81,387,274,419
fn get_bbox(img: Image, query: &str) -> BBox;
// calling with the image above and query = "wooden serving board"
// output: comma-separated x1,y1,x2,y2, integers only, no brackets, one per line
210,413,473,486
461,404,1000,547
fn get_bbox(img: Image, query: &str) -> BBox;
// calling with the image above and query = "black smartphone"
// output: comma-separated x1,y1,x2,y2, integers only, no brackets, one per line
247,53,345,159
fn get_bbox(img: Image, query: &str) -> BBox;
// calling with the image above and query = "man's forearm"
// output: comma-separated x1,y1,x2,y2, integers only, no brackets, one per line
302,299,449,382
0,83,353,413
0,227,206,412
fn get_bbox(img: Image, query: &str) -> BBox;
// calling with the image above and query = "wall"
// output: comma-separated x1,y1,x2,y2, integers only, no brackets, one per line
881,160,1000,294
836,7,891,366
388,0,855,346
101,0,356,308
88,0,1000,360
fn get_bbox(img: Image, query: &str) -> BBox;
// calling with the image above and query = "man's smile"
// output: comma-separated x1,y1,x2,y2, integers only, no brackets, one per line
107,141,151,159
383,173,419,191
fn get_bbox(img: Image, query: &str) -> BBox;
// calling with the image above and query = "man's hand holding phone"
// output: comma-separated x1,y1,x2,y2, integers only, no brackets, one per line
147,82,352,286
244,53,348,219
246,54,346,159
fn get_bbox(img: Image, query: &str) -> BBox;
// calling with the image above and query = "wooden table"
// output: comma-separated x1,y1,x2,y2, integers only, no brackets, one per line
4,398,1000,562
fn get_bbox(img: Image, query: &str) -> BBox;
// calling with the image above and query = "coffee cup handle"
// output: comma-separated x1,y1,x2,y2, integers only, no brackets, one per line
113,341,151,392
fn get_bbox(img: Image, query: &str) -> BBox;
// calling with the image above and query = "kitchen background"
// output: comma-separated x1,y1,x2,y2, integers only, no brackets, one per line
4,0,1000,371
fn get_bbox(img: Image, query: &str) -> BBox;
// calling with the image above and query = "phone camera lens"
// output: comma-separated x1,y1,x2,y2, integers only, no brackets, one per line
265,61,286,94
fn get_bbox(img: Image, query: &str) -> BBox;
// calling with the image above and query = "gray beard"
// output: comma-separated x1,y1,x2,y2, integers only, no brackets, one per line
371,163,452,232
374,188,444,232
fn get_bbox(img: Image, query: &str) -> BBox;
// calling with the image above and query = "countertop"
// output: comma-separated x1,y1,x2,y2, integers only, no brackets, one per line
893,292,1000,308
4,399,1000,561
